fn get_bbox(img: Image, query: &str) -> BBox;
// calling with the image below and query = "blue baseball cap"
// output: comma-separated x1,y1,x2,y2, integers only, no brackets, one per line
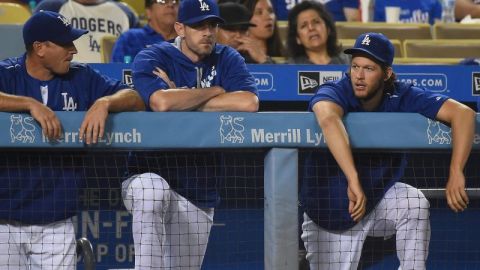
178,0,225,26
344,32,394,66
23,11,88,46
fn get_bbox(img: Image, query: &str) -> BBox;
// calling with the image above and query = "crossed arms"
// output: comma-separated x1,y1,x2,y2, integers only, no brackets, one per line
148,68,259,112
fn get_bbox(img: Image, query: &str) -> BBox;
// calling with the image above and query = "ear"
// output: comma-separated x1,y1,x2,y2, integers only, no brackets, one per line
174,22,185,38
32,41,46,57
384,66,393,81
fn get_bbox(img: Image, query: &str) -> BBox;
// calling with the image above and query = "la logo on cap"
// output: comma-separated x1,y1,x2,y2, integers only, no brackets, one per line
57,15,70,27
361,35,371,46
199,0,210,11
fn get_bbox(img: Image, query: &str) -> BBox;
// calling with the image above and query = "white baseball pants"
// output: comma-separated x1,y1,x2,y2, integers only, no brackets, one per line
302,182,431,270
0,218,76,270
122,173,214,270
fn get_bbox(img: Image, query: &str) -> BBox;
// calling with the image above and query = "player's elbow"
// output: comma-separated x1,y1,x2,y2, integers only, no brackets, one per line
149,91,172,112
241,95,259,112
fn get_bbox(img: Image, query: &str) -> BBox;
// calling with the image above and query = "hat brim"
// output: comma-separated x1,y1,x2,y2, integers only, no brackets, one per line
221,22,256,30
52,28,88,45
182,15,225,26
344,48,389,66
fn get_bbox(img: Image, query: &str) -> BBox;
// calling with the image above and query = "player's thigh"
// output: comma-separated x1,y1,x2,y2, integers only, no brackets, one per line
29,219,76,270
0,223,27,269
368,182,429,237
122,172,171,212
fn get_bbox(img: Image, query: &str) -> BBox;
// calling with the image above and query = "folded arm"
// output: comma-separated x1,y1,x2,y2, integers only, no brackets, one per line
435,99,476,212
197,91,259,112
80,89,145,144
0,91,61,140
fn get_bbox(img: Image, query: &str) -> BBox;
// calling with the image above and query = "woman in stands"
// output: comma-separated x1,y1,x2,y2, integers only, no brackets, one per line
240,0,286,63
287,1,349,65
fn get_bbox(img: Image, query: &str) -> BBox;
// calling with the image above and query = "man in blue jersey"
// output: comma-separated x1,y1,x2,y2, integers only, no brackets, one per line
121,0,258,269
301,32,475,270
0,11,144,269
111,0,179,63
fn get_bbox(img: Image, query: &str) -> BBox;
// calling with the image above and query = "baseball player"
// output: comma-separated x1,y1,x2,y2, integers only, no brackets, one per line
121,0,258,269
301,32,475,270
0,11,144,269
34,0,139,63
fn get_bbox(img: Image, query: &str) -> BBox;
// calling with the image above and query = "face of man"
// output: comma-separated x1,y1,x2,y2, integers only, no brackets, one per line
217,27,248,49
35,41,77,76
350,55,392,104
176,19,218,61
147,0,178,30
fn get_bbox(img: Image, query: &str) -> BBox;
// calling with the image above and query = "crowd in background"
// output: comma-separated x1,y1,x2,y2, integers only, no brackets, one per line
1,0,479,65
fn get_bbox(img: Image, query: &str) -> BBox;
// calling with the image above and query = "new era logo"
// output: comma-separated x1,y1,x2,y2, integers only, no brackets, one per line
473,72,480,95
298,72,319,94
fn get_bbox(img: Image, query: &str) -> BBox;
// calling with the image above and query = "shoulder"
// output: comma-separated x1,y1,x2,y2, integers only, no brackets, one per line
34,0,66,12
0,57,23,74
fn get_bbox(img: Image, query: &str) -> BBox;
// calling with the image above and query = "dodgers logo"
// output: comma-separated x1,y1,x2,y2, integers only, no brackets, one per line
199,0,210,11
201,66,217,88
219,115,244,143
426,119,451,144
10,115,36,143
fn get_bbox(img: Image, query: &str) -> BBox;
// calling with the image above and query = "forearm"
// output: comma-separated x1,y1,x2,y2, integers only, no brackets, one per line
197,91,259,112
149,86,224,112
98,89,145,112
313,102,358,183
449,107,475,173
0,92,37,112
455,0,480,19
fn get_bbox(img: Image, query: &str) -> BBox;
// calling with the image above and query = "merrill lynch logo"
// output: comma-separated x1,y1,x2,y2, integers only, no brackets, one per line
427,119,451,144
10,115,36,143
220,115,244,143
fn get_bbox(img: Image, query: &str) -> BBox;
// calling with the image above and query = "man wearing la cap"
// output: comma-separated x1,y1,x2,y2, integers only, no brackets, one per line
0,10,144,269
301,32,474,269
121,0,258,269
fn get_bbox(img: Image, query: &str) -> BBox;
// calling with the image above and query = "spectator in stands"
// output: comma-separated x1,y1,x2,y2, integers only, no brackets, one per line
302,32,474,269
240,0,286,62
111,0,178,63
218,2,270,63
121,0,258,269
455,0,480,20
373,0,442,24
287,1,349,65
272,0,360,22
35,0,139,63
0,11,144,269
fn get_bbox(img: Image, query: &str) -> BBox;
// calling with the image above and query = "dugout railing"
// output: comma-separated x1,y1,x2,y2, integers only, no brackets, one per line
1,112,479,270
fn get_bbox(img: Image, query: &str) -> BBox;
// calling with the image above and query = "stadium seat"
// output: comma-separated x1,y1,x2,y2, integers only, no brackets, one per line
0,3,31,24
120,0,145,19
403,39,480,58
340,38,404,58
0,24,25,60
394,57,462,65
335,22,432,42
100,35,118,63
433,23,480,39
277,20,288,47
